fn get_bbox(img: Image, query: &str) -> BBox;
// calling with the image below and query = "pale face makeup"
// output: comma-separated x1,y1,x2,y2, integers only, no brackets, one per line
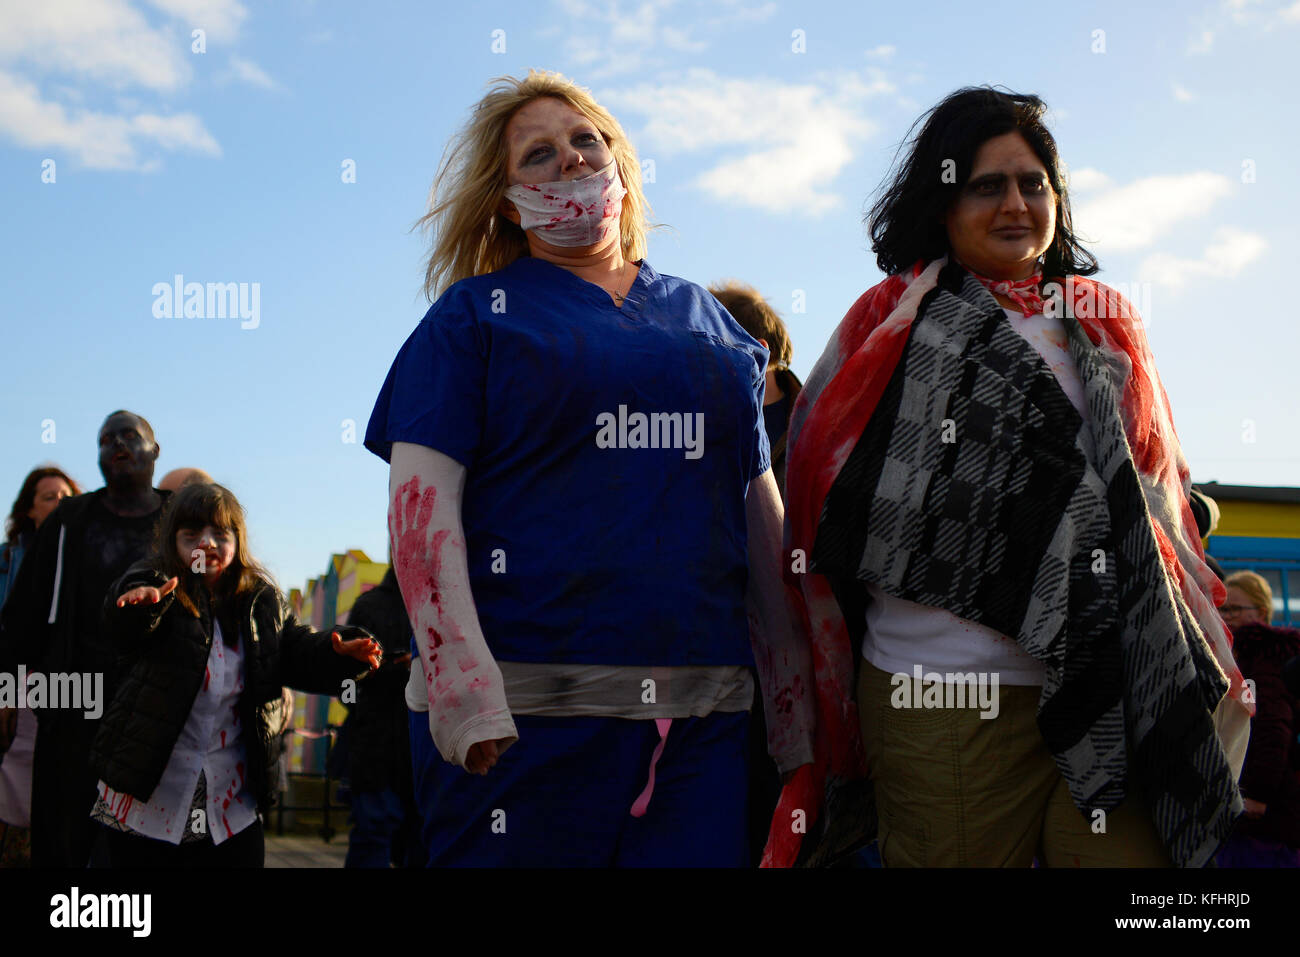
177,524,237,586
503,97,614,193
945,131,1057,281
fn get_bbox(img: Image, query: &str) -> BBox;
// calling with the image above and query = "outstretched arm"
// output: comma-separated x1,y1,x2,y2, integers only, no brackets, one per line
745,469,816,774
389,441,517,773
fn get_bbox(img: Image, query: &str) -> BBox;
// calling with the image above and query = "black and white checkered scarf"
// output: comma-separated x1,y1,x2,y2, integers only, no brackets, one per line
810,261,1244,866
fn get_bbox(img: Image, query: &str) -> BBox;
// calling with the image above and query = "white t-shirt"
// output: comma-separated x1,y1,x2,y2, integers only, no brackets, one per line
1002,307,1089,420
860,307,1091,686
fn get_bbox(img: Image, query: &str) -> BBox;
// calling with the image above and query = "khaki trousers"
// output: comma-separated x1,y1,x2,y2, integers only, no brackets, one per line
858,663,1170,867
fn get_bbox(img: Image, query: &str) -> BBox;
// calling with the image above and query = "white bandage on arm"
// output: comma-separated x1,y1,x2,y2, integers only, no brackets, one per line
388,442,517,768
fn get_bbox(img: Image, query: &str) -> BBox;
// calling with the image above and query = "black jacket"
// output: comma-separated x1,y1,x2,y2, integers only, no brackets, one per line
89,560,371,815
0,489,169,678
340,568,413,793
1233,622,1300,847
769,368,803,502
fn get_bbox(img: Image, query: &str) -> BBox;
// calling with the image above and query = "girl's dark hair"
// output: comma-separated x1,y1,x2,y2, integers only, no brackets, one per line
5,466,82,543
867,86,1099,279
152,483,274,615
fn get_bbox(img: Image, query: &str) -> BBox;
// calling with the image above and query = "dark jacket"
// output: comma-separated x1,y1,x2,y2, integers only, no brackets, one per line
89,560,371,815
0,489,169,678
340,568,413,794
769,368,803,502
0,533,28,614
1233,622,1300,847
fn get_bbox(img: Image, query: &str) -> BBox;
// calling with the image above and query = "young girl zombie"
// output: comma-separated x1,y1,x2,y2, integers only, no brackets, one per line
89,483,380,867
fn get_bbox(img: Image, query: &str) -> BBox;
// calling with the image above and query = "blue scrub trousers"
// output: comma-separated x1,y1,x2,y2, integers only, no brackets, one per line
345,788,420,868
408,708,749,867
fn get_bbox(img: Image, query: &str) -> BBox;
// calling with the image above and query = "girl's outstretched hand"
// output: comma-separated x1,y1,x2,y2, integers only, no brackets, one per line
116,577,179,608
331,629,381,670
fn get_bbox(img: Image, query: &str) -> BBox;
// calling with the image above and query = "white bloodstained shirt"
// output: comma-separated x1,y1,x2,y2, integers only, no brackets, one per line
96,620,256,845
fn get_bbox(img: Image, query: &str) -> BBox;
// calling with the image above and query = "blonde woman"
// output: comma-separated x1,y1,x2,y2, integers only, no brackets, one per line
364,71,813,866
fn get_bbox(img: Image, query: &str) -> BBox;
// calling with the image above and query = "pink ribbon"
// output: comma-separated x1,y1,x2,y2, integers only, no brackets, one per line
629,718,673,817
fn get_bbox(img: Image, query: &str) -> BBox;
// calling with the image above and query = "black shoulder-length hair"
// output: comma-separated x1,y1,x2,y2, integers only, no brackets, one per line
867,86,1099,279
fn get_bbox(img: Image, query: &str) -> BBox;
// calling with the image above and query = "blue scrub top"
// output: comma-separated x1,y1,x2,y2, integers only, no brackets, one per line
365,257,770,667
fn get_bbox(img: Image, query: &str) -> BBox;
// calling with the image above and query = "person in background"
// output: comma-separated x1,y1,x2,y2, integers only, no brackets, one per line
706,280,803,864
340,565,420,867
709,281,803,501
90,483,380,867
365,70,810,867
1216,570,1300,867
158,468,215,493
0,411,170,867
0,466,82,867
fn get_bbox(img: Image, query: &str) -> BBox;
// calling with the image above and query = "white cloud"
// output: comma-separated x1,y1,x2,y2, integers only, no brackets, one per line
142,0,247,42
703,0,777,25
1072,171,1235,251
1138,226,1267,285
224,55,280,90
1187,27,1215,52
602,69,884,215
554,0,676,75
551,0,775,77
1065,166,1112,192
1186,0,1299,52
0,69,219,169
0,0,250,169
1172,81,1195,101
865,44,895,59
0,0,191,91
660,25,707,54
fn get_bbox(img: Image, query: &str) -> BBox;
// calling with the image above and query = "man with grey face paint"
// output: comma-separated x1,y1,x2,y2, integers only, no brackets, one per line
0,410,169,867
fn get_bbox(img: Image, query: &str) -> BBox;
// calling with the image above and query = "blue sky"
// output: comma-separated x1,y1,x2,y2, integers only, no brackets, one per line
2,0,1297,594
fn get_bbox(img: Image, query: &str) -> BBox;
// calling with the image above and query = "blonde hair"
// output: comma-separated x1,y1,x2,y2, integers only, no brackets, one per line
708,280,793,369
1225,570,1273,621
416,70,652,300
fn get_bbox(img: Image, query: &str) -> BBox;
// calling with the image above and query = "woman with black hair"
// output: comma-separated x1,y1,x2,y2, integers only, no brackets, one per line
767,87,1251,868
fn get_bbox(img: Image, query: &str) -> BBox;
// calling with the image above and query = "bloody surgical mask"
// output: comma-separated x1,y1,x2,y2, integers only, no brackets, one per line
504,161,627,247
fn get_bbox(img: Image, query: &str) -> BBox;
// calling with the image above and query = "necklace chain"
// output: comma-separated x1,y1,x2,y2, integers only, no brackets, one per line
612,261,630,306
